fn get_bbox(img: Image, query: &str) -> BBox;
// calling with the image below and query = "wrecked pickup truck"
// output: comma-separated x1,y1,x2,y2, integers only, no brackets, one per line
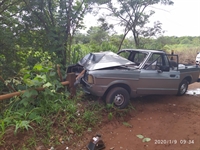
67,49,200,108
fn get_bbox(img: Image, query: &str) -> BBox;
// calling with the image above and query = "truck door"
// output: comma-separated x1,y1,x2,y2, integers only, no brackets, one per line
137,53,180,95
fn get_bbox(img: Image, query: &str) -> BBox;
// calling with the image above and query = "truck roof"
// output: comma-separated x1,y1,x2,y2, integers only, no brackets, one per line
119,49,165,54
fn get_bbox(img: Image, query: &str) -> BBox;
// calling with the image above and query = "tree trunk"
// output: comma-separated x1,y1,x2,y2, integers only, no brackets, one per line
118,31,129,51
66,0,72,64
132,29,139,48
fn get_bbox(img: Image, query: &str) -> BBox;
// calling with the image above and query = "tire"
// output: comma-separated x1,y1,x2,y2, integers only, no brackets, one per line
177,79,189,96
106,87,130,109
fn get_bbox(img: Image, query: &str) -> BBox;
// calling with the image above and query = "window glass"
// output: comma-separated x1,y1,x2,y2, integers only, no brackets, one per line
118,51,131,59
145,54,162,70
134,53,147,64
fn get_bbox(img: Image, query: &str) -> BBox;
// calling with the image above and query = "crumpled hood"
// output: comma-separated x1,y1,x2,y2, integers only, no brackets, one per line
78,51,135,70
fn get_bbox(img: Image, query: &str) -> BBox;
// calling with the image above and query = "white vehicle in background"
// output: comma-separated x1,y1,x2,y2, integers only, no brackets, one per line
196,52,200,65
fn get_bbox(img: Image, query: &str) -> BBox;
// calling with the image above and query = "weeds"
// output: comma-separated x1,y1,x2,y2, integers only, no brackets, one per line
0,120,5,145
71,122,85,135
108,112,114,120
0,62,135,149
26,136,37,147
104,103,134,120
14,120,33,134
83,110,99,126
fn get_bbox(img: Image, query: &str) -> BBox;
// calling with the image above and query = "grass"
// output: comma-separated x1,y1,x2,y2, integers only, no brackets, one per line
0,91,133,149
165,46,200,64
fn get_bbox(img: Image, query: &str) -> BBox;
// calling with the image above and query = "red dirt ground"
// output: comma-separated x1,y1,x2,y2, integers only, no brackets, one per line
73,82,200,150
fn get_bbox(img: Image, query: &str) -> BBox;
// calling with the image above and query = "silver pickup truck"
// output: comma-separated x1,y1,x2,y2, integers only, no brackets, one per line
70,49,200,108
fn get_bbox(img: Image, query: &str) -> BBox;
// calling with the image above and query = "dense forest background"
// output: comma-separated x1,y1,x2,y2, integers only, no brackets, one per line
0,0,200,149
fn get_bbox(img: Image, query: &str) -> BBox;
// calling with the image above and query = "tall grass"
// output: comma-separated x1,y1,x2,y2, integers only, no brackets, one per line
163,44,200,64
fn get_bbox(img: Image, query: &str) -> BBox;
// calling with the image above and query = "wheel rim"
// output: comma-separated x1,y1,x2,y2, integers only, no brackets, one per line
180,83,187,94
114,94,124,106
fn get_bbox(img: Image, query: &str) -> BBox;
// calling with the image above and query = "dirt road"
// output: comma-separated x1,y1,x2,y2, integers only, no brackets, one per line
81,82,200,150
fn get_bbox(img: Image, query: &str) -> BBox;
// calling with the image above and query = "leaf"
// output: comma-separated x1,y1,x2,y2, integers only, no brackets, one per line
44,88,54,96
28,112,42,124
22,89,38,98
20,98,29,107
43,82,52,88
33,64,43,71
49,71,56,77
24,79,33,87
143,138,151,142
22,90,32,98
34,75,46,82
23,74,30,80
136,134,144,139
122,122,132,128
32,80,42,86
20,120,31,130
29,89,38,96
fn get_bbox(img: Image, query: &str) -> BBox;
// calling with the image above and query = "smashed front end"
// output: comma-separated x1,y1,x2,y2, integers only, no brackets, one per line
72,51,136,96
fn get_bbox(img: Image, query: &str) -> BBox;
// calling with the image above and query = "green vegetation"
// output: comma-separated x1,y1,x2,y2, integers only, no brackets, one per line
0,63,134,149
0,0,200,149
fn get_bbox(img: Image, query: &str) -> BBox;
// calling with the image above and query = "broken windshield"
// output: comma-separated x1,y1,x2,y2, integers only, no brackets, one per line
118,50,148,66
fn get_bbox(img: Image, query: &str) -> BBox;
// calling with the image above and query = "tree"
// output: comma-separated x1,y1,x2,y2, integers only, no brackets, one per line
87,26,109,44
19,0,110,67
0,0,25,77
192,37,200,46
106,0,174,49
180,37,191,44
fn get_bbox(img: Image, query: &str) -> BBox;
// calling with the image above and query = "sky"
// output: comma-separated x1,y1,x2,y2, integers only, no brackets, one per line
83,0,200,37
149,0,200,36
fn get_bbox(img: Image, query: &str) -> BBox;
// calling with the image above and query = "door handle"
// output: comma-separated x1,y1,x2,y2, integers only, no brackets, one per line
170,74,176,77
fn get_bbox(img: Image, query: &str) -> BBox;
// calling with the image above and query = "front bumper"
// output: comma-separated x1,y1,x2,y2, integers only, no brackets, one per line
81,78,106,97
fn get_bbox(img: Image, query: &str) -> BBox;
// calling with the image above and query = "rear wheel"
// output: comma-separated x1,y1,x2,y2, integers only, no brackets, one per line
106,87,130,109
177,79,189,96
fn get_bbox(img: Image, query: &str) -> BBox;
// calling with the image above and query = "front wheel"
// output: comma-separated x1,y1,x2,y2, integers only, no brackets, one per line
177,79,189,96
106,87,130,109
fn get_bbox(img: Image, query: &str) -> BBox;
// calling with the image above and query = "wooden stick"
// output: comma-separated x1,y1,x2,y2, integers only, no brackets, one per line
56,64,63,81
0,87,44,101
76,69,85,80
67,73,76,98
0,80,70,101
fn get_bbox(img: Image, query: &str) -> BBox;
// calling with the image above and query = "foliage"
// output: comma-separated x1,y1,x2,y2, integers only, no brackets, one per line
0,0,24,78
0,63,102,149
105,0,174,49
0,0,111,77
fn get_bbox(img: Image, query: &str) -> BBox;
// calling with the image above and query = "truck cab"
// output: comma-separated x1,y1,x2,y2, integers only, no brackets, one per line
81,49,200,108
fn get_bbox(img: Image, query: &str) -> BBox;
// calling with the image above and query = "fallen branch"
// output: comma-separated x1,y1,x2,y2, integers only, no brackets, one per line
76,69,85,80
0,76,72,101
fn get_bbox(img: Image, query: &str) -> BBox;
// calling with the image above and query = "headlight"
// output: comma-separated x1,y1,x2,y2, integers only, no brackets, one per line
87,74,94,84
